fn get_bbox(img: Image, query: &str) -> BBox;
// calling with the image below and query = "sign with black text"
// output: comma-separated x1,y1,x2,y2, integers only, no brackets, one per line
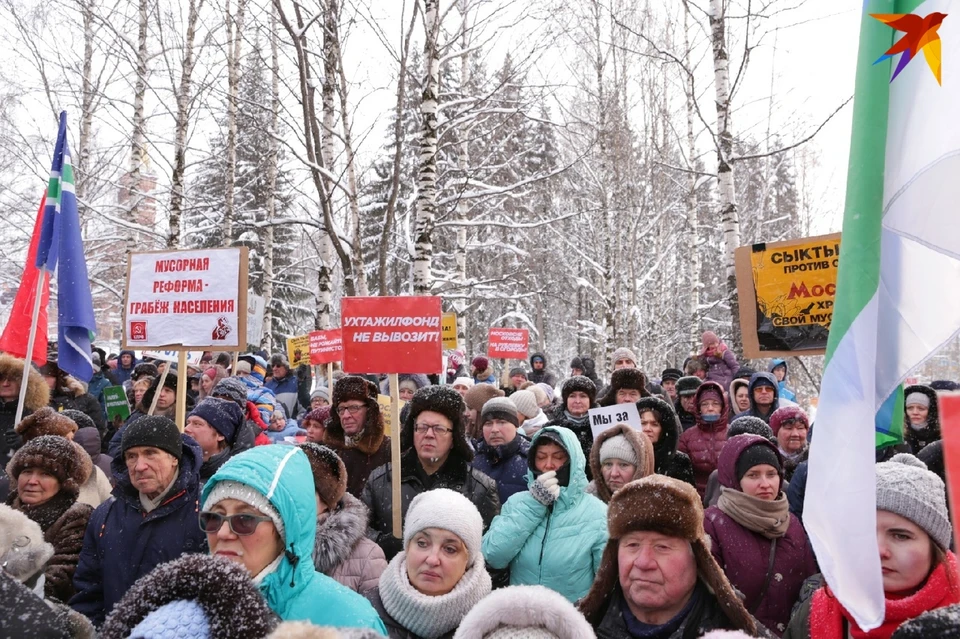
588,402,642,439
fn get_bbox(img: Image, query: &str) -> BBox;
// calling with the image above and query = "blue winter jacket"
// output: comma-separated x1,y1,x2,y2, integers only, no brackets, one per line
769,359,797,402
266,373,302,420
70,435,208,626
113,350,139,386
472,435,531,505
480,426,608,602
201,446,386,633
265,418,306,443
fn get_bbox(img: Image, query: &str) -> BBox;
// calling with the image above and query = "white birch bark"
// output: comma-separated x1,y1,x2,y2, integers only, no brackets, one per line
167,0,201,249
223,0,247,245
262,4,280,350
126,0,149,250
683,0,701,353
318,0,340,329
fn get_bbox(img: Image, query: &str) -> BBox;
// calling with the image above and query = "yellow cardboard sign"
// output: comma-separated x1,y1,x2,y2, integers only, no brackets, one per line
286,334,311,367
441,313,458,349
377,394,406,437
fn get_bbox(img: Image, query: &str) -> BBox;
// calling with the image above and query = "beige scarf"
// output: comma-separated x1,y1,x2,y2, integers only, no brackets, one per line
717,486,790,539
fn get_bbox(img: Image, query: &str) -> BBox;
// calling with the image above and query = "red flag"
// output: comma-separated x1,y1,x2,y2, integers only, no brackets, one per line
0,197,50,365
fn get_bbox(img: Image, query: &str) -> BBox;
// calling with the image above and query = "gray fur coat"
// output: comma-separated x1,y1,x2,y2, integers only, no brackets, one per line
314,492,387,595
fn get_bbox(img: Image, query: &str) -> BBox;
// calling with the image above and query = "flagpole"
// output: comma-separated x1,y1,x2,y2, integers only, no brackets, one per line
15,267,47,424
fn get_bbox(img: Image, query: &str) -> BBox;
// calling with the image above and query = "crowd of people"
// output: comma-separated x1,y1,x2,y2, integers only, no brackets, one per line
0,329,957,638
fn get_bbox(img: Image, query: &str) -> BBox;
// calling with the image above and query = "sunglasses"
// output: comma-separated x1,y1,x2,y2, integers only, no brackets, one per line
199,511,272,536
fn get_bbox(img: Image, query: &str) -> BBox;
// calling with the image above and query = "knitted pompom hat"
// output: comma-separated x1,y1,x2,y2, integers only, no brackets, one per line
7,435,90,498
509,390,539,420
464,384,505,413
403,488,484,567
876,453,952,550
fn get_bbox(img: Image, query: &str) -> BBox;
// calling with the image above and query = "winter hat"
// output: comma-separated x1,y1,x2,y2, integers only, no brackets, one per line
7,435,89,498
453,377,475,389
561,375,597,405
728,416,775,442
333,375,378,407
905,392,930,408
876,454,952,550
128,599,211,639
310,387,330,403
398,378,420,394
453,585,595,639
269,354,290,369
675,376,702,397
403,489,483,567
297,443,347,510
660,368,683,383
203,479,285,541
448,350,466,369
528,385,548,407
401,386,473,462
267,623,377,639
530,354,545,365
0,504,54,582
508,367,527,379
610,347,638,368
607,368,648,395
188,398,244,443
211,377,249,408
701,331,720,347
890,603,960,638
122,415,183,461
239,354,268,384
751,374,777,390
929,380,959,392
303,406,331,425
471,357,490,372
735,443,782,481
701,632,754,639
61,409,96,433
769,405,809,436
510,390,539,420
578,476,756,635
464,383,505,413
733,367,756,380
698,386,723,406
481,396,520,428
234,360,252,375
599,435,639,466
133,362,160,380
15,407,78,441
534,383,555,403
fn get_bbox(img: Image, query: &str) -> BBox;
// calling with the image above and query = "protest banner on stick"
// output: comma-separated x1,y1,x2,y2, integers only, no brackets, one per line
938,393,960,551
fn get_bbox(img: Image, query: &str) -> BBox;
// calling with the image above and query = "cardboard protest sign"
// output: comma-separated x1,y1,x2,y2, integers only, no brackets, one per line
286,334,311,367
487,327,529,359
310,329,343,365
378,394,406,438
123,248,248,349
442,313,458,349
588,402,642,439
735,233,841,358
341,296,443,374
247,294,265,346
143,350,204,365
103,386,131,421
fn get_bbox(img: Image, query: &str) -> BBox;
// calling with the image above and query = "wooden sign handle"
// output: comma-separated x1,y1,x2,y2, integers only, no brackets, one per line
148,364,171,416
175,350,188,432
390,372,402,539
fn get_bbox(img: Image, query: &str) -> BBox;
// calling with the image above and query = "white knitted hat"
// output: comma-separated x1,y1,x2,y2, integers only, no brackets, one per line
599,434,639,466
453,377,475,389
876,454,951,550
203,480,285,541
510,390,539,420
403,488,483,567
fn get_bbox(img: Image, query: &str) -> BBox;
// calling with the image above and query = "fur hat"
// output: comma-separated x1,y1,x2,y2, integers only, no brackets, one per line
98,554,278,639
509,390,539,421
269,353,290,370
0,354,50,413
578,475,756,635
333,375,378,407
298,443,347,510
454,585,595,639
675,376,702,397
481,396,520,428
891,603,960,639
132,362,160,380
599,368,649,406
7,435,90,498
464,383,505,413
588,424,655,503
266,623,383,639
16,407,78,441
61,409,96,433
876,454,952,550
324,375,385,455
122,415,184,461
610,347,638,369
403,488,484,567
561,375,597,406
769,405,809,436
0,504,54,583
508,367,527,379
401,386,473,462
728,416,775,442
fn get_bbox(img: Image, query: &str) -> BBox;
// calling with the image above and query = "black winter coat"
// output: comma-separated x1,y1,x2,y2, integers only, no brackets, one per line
471,435,531,506
0,571,94,639
544,412,594,480
50,382,106,433
361,450,500,560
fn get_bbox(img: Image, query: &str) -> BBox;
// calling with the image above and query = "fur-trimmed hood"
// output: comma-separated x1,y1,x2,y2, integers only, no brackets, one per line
636,396,683,474
454,585,596,639
0,504,53,582
588,424,655,503
904,384,941,450
313,492,370,575
98,554,278,639
0,353,50,411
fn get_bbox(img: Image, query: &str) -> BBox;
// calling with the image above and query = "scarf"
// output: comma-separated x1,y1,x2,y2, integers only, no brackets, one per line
809,552,960,639
140,468,181,513
9,490,75,533
564,410,589,425
378,550,492,639
717,487,790,539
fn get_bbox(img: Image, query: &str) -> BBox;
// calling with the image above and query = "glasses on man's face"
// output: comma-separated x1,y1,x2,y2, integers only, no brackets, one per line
414,423,452,436
199,511,272,536
337,404,365,416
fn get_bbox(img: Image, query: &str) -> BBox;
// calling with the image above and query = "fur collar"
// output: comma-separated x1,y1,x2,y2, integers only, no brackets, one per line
313,493,369,576
0,354,50,411
8,490,76,532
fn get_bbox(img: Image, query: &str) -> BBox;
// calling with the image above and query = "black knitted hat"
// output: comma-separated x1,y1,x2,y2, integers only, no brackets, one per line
675,376,703,397
660,368,683,383
121,416,183,461
401,386,473,462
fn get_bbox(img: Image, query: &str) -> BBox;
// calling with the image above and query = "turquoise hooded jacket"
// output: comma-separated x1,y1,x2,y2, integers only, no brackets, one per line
480,426,608,602
202,445,386,634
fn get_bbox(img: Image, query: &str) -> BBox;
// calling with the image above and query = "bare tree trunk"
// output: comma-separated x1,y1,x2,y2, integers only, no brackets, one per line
683,0,701,353
454,0,471,343
412,0,441,295
223,0,247,245
77,0,96,234
126,0,150,250
708,0,742,350
262,3,280,351
317,0,342,328
167,0,201,249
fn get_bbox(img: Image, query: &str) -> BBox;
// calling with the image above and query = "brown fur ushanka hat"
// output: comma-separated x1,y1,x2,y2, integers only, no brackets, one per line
16,407,79,441
578,475,757,635
297,443,348,510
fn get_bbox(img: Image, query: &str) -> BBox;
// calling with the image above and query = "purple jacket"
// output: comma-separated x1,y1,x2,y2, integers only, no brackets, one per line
703,434,817,636
704,347,739,390
676,382,729,497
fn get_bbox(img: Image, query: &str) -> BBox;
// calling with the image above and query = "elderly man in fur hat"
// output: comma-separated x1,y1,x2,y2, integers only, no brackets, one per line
323,375,392,498
578,475,770,638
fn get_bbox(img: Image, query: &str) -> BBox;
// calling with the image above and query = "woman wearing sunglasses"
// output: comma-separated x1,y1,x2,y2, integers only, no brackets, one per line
199,445,387,633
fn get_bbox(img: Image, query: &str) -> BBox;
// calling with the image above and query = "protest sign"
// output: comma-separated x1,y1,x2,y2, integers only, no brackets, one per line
286,334,311,367
123,247,248,349
341,296,443,374
143,350,204,365
310,329,343,365
939,393,960,551
487,327,529,359
247,294,265,346
442,313,458,349
377,394,406,438
735,233,840,358
588,402,642,439
103,386,131,421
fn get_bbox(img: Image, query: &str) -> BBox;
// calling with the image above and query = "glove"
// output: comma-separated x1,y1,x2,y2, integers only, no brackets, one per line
3,429,22,451
530,470,560,506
